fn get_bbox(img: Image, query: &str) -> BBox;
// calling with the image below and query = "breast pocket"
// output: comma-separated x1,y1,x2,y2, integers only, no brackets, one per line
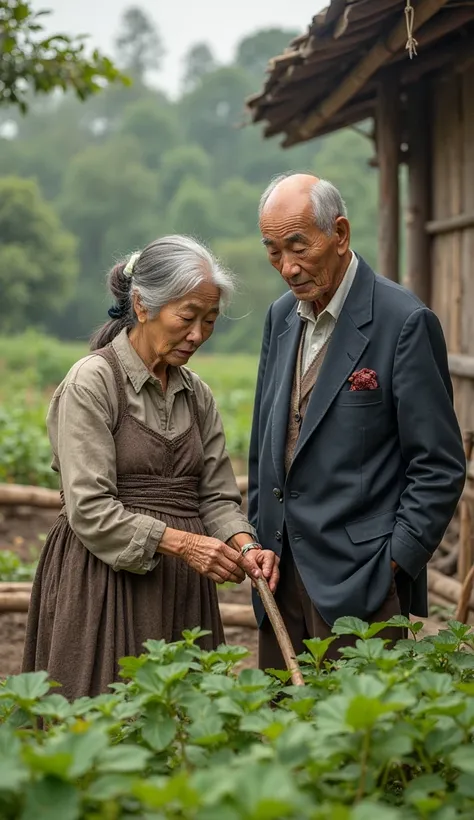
334,388,383,407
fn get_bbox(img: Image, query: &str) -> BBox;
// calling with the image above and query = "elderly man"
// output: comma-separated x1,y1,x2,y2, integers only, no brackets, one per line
248,172,465,667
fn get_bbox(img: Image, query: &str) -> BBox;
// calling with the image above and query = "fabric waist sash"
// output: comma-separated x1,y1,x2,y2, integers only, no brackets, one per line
60,475,200,519
116,474,200,517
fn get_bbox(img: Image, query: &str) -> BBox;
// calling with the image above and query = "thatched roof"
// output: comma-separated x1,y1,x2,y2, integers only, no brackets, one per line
247,0,474,147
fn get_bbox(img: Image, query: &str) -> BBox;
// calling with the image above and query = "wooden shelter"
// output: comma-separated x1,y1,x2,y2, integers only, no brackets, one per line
247,0,474,433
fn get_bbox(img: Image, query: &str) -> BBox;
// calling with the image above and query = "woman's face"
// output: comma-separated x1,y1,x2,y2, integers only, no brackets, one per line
131,280,220,371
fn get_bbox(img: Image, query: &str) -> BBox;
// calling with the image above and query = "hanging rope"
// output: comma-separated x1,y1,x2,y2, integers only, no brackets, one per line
405,0,418,59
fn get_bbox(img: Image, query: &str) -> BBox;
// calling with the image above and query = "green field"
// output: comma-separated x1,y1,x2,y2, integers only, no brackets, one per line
0,333,258,487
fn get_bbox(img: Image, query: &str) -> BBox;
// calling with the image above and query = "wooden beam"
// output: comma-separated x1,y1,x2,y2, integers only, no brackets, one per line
448,353,474,379
286,0,451,145
426,212,474,235
406,80,431,305
377,70,400,282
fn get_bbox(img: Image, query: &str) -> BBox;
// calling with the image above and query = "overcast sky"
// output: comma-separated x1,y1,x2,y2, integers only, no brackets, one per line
33,0,326,95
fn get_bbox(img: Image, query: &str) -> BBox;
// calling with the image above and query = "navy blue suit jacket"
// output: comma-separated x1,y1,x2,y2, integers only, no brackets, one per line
248,257,465,626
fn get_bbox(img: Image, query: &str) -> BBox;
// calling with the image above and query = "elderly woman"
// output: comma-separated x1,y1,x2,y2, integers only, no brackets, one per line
23,235,278,700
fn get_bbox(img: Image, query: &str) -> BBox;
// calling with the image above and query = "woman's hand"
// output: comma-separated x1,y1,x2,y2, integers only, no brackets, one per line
159,528,246,584
241,549,280,594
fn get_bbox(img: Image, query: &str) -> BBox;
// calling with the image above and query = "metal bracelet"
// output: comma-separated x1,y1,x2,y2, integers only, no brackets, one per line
241,542,262,556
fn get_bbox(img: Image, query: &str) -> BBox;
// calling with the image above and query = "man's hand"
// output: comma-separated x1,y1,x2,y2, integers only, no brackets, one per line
241,549,280,594
391,560,398,573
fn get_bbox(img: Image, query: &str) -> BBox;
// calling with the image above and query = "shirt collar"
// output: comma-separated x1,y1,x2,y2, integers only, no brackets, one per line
111,328,193,395
297,251,358,324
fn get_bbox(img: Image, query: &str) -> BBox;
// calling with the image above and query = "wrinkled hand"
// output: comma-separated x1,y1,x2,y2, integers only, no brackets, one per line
181,532,246,584
241,549,280,594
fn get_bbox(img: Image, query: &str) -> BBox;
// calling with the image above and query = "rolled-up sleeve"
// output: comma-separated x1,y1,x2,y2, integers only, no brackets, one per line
197,385,256,543
52,383,165,573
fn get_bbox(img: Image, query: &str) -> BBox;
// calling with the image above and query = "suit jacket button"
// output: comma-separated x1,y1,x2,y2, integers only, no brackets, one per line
275,531,282,541
273,488,282,500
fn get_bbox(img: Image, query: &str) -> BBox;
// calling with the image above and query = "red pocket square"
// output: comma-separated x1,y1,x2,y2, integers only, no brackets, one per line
349,368,379,391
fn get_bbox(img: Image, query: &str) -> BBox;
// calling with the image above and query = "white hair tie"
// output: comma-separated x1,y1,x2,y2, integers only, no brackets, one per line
124,251,141,278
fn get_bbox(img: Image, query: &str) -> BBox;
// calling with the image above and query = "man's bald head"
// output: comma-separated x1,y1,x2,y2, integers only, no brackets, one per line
258,172,351,311
258,173,347,236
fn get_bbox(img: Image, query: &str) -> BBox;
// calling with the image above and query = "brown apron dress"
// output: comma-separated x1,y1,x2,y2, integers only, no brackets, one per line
22,346,224,700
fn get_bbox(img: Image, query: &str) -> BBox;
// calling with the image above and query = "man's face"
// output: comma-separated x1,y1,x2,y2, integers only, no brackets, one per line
260,196,350,307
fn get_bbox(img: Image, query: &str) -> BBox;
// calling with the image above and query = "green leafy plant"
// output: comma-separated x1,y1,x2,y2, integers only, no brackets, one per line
0,549,37,581
1,618,474,818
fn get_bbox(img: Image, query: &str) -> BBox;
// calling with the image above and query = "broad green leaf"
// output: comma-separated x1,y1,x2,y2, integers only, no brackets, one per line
97,744,152,773
237,668,272,691
142,712,176,752
425,726,463,757
371,727,413,762
315,695,351,735
215,696,245,717
405,773,446,804
332,617,370,638
155,662,190,684
304,636,336,663
346,695,405,730
31,694,72,720
446,620,474,640
86,773,135,800
22,748,73,778
21,777,80,820
58,729,109,778
0,757,28,791
2,671,50,701
263,668,292,684
135,663,166,695
182,628,212,643
352,803,405,820
451,745,474,774
200,674,235,694
188,715,227,746
416,672,453,697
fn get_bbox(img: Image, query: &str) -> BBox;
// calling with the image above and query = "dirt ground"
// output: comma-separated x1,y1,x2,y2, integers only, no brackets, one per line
0,507,258,678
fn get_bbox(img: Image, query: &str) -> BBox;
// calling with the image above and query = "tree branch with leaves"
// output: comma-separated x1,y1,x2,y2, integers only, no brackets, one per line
0,0,126,112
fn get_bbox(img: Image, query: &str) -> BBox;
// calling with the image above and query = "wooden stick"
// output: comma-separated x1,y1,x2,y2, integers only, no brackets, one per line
455,564,474,624
255,576,305,686
458,431,474,582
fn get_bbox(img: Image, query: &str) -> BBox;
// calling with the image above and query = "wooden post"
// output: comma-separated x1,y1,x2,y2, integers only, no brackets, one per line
377,70,400,282
406,81,431,305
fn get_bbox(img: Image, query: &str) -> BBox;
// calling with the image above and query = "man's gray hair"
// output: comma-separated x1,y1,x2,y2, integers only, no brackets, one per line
258,173,348,236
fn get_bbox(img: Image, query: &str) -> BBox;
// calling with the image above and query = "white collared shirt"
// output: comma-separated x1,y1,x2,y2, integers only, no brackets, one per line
297,251,359,374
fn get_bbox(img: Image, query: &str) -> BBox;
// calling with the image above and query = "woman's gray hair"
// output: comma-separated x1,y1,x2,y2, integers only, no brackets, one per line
91,235,234,350
258,173,348,236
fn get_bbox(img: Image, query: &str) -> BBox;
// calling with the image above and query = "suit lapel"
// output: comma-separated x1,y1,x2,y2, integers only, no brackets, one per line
292,257,375,463
271,305,302,486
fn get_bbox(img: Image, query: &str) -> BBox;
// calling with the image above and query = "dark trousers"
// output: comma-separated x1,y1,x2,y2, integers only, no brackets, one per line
258,545,405,670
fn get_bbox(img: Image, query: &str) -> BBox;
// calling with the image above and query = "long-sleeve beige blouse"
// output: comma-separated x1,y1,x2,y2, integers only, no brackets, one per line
47,328,255,574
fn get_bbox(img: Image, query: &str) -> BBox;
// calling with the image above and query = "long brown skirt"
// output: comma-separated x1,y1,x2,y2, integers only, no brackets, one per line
22,508,224,701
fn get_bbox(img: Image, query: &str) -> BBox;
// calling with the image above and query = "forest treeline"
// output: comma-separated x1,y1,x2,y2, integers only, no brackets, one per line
0,7,378,352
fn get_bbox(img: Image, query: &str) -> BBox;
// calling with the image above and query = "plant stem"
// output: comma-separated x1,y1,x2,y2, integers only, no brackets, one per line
356,730,371,802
